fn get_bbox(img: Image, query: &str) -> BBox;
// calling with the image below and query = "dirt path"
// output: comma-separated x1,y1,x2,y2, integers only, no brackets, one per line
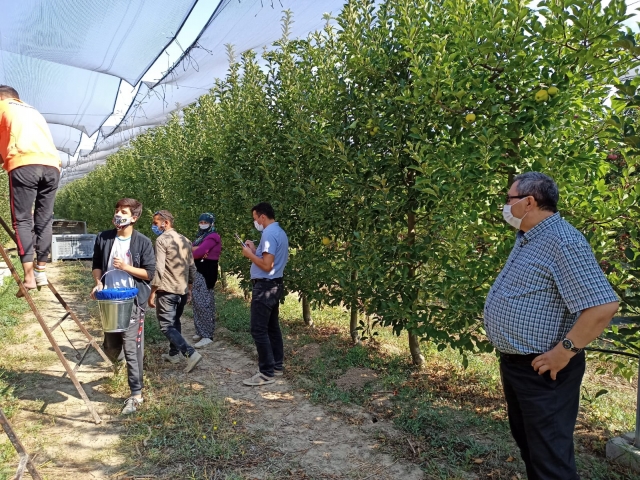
181,337,424,479
2,262,425,479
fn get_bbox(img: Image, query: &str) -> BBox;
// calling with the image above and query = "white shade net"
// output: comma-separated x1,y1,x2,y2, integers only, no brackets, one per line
0,50,121,136
1,0,200,86
1,0,348,181
1,0,200,174
80,0,345,166
48,124,83,156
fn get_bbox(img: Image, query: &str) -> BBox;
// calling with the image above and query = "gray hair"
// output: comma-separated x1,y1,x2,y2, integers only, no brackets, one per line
512,172,558,212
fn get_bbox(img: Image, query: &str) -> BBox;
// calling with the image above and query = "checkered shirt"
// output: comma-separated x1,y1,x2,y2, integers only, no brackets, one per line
484,213,618,354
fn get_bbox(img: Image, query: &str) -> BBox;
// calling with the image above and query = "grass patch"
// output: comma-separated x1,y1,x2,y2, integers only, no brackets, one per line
119,378,260,477
0,259,29,346
102,341,265,478
216,276,639,480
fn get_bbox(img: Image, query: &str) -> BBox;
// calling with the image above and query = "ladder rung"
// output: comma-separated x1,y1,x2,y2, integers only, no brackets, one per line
49,312,70,332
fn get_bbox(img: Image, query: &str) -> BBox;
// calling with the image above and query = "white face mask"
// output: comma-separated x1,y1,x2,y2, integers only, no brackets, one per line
502,197,527,230
113,214,133,229
199,223,210,230
254,220,264,232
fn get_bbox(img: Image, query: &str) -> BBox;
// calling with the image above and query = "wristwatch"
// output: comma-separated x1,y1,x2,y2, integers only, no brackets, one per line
561,337,583,353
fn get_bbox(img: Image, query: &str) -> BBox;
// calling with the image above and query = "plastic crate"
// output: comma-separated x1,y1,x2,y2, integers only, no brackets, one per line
51,234,96,261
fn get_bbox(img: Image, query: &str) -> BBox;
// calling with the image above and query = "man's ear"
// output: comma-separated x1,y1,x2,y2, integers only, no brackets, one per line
131,216,138,224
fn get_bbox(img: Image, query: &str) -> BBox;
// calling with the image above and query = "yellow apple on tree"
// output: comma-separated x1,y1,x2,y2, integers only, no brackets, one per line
535,89,549,102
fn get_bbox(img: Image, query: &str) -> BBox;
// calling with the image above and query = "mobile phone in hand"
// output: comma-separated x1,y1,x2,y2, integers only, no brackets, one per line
234,233,246,248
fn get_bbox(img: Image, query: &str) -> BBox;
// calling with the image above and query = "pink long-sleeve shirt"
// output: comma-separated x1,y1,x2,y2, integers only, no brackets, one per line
193,232,221,260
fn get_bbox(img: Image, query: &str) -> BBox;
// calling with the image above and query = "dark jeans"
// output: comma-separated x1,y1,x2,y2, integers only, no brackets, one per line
156,292,195,357
500,351,585,480
9,165,60,263
250,281,284,377
103,304,145,396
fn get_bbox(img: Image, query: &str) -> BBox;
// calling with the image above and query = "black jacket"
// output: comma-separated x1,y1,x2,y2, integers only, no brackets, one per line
92,229,156,307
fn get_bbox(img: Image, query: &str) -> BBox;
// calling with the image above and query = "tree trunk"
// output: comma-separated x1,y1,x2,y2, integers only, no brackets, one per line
349,270,360,344
350,305,360,345
407,210,424,366
302,294,313,327
408,331,425,366
220,269,227,291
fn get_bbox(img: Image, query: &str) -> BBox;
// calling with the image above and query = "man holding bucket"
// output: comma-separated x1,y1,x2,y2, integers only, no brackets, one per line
91,198,156,415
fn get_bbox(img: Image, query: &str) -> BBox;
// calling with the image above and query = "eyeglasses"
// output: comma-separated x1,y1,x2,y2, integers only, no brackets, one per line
505,195,528,204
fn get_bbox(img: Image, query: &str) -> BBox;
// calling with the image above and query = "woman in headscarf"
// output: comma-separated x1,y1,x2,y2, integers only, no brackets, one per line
191,212,221,348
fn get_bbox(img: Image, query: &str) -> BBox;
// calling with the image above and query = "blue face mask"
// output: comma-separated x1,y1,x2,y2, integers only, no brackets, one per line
151,224,164,236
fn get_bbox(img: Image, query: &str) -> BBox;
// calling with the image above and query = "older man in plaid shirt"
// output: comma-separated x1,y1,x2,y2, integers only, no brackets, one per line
484,172,619,480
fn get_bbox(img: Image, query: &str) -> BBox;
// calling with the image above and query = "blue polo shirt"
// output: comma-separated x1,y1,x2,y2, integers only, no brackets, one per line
250,222,289,280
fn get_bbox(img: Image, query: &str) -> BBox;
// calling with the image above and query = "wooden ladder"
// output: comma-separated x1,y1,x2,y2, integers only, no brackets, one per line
0,216,113,425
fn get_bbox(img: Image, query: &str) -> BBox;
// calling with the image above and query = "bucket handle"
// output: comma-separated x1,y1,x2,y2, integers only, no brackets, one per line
100,269,151,290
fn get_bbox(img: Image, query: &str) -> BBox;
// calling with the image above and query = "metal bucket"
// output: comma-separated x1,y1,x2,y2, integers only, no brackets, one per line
98,297,135,332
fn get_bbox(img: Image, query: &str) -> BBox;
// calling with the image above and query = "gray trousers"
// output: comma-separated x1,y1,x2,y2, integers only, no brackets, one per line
103,304,145,396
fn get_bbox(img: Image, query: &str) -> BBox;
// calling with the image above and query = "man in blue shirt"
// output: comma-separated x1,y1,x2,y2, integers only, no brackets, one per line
484,172,619,479
241,202,289,386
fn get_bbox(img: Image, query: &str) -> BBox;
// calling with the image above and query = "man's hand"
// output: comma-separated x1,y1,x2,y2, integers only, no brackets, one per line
242,245,255,259
90,283,103,300
187,291,192,304
244,240,257,254
113,257,128,271
531,343,575,380
148,293,156,309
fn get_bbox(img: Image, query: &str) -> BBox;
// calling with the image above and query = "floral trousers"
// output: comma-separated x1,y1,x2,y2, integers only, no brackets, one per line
192,271,216,339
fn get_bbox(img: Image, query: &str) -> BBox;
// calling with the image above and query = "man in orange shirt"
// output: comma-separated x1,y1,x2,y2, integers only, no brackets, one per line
0,85,61,293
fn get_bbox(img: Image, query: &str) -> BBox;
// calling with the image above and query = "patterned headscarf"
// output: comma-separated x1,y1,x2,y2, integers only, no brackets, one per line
193,212,216,246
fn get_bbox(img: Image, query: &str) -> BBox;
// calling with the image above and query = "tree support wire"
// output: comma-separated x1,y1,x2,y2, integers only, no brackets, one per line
0,215,113,425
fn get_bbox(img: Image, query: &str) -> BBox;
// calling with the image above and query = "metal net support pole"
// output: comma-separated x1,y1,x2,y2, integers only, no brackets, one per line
635,357,640,447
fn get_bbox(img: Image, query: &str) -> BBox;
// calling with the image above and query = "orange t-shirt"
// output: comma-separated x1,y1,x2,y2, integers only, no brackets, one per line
0,98,60,173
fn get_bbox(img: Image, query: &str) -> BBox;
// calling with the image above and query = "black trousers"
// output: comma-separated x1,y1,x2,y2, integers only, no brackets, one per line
500,351,585,480
156,292,195,357
8,165,59,263
250,281,284,377
103,304,145,396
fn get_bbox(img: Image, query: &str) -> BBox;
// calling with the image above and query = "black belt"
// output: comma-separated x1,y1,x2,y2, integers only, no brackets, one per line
252,277,283,285
499,352,542,363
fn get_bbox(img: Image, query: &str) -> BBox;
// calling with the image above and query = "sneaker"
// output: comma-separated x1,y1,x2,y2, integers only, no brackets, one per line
34,272,48,287
121,396,143,415
192,334,202,341
243,372,275,386
161,353,184,364
184,351,203,373
194,338,213,348
274,369,284,376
